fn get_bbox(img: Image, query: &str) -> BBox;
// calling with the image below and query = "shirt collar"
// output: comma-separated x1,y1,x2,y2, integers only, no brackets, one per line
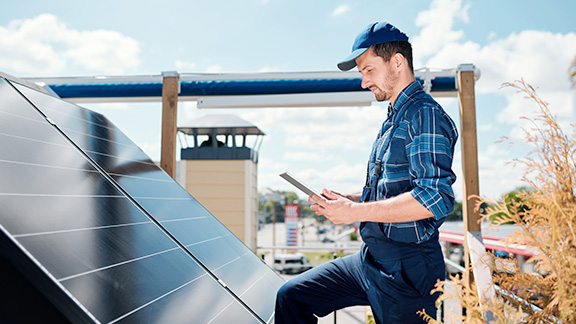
388,81,423,116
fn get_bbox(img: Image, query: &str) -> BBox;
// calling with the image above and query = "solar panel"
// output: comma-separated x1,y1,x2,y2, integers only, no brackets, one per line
0,77,283,323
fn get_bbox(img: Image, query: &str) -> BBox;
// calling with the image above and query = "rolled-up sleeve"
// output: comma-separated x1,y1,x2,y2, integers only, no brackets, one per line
407,104,458,221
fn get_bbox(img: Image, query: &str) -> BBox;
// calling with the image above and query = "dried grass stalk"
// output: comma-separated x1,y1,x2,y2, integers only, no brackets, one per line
424,79,576,323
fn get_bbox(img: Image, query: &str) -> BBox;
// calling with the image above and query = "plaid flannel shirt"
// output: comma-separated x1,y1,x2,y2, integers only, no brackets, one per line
360,81,458,244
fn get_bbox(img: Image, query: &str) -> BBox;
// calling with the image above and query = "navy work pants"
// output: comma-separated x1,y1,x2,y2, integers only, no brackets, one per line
275,248,443,324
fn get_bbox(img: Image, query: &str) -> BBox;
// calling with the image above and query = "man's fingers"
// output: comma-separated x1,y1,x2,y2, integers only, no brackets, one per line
321,189,343,200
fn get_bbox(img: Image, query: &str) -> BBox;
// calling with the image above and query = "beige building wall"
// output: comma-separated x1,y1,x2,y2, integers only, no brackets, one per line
178,159,258,251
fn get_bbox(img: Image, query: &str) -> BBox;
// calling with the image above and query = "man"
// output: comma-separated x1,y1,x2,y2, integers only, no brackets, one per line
275,22,458,323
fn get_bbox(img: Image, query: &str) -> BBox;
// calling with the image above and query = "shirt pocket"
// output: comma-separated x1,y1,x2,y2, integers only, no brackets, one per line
376,162,410,200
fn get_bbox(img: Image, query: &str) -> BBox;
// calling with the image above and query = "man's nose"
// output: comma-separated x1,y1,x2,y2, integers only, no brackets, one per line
361,77,370,89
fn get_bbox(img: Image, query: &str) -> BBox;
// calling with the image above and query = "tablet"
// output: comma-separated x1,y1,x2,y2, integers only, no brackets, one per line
279,172,323,198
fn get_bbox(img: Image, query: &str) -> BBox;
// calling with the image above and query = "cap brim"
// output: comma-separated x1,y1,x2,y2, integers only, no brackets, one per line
337,47,368,71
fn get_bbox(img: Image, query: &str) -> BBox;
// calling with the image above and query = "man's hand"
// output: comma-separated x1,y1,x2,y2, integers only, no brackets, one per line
309,189,358,225
309,190,434,225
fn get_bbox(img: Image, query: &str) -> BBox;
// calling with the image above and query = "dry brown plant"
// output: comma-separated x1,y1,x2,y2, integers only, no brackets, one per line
421,274,526,324
487,79,576,323
570,56,576,88
423,79,576,323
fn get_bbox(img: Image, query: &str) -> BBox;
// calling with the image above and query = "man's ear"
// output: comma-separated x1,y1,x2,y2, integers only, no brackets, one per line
392,52,404,69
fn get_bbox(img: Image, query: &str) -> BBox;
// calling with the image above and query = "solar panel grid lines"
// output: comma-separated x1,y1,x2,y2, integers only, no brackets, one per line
0,222,102,324
12,80,284,321
1,78,224,322
0,77,282,323
3,79,250,322
105,271,210,324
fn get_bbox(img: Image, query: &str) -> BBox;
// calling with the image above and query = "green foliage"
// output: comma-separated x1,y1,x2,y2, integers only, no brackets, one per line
285,191,300,205
258,190,315,223
487,187,530,224
446,201,463,221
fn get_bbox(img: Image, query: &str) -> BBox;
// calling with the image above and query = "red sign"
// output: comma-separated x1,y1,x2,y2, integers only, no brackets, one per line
285,204,299,221
285,205,299,247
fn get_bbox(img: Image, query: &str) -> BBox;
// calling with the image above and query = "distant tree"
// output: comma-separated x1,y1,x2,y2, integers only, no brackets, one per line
446,201,462,221
299,204,316,219
285,192,300,205
487,187,530,224
261,199,277,223
258,191,312,223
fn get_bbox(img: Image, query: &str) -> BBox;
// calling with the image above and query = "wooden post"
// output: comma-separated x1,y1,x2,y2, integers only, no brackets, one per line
457,65,481,283
160,71,179,179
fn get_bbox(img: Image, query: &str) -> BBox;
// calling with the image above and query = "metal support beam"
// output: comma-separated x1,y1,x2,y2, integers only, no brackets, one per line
160,72,179,179
457,68,481,284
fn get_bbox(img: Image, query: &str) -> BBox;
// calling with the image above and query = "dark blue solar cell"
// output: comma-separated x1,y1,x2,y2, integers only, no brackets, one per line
14,81,284,322
0,78,281,324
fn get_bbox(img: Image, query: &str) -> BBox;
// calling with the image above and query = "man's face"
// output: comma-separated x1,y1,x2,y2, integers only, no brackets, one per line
356,48,397,102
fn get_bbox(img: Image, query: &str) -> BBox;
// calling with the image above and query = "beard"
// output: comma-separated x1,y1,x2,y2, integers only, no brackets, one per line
374,90,388,102
373,68,398,102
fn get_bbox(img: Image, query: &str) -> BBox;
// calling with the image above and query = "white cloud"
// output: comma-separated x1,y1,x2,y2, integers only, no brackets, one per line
332,4,351,17
498,87,575,142
175,60,198,71
181,104,380,197
314,162,366,194
412,0,469,62
413,0,576,100
413,0,576,156
438,31,576,95
410,0,576,200
478,143,526,197
204,65,223,73
413,1,576,99
283,107,384,151
487,31,498,41
235,105,386,152
282,151,333,162
65,29,140,74
0,14,66,75
478,123,493,132
0,14,141,76
264,161,366,200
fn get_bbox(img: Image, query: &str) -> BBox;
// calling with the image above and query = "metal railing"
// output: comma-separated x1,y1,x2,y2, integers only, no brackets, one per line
259,244,547,323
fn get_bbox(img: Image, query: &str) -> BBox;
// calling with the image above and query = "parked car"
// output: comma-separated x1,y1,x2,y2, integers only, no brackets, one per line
273,253,313,274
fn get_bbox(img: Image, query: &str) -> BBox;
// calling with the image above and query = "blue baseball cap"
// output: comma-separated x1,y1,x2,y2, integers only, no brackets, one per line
337,22,409,71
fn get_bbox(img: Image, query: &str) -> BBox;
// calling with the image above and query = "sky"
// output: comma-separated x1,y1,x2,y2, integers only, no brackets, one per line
1,0,575,201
